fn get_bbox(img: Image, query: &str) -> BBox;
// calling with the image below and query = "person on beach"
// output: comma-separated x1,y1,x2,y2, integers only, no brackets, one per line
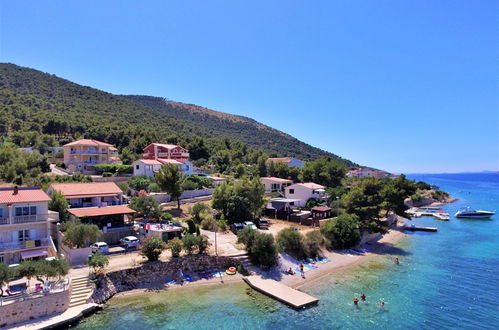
360,293,366,301
394,257,399,264
299,264,305,278
288,267,295,275
353,298,359,305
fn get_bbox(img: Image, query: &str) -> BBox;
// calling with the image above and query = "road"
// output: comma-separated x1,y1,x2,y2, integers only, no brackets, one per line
49,164,69,176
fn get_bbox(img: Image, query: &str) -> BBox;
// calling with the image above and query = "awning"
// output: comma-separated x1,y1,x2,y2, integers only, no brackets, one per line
68,205,136,218
21,249,48,259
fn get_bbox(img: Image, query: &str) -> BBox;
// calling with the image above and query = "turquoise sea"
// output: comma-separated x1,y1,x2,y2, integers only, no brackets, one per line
77,173,499,329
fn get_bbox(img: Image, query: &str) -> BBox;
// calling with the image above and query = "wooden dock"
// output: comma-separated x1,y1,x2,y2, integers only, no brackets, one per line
405,226,438,232
243,276,319,309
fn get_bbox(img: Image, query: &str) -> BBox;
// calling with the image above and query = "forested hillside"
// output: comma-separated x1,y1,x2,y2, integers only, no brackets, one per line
0,63,354,167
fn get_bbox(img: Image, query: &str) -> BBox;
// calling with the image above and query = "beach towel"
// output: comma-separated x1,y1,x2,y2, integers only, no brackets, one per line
306,263,319,269
213,271,225,277
318,258,330,264
185,275,193,282
165,279,176,285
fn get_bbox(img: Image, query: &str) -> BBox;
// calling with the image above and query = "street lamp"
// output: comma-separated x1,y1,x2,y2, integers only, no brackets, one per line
336,196,340,217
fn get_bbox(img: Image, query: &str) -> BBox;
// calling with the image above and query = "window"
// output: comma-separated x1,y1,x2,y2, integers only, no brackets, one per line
289,189,295,194
0,208,3,218
15,206,37,216
83,197,92,203
290,202,295,206
18,229,30,241
136,165,140,170
0,255,4,264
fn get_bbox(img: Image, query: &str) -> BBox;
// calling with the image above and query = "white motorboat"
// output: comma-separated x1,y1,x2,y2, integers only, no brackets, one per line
434,213,450,221
454,208,495,219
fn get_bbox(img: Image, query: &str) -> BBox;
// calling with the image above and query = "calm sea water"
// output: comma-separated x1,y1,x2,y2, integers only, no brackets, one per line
77,173,499,330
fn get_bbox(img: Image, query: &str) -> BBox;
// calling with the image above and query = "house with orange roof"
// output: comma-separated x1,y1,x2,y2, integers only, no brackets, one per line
47,182,124,208
0,187,59,265
132,158,193,177
63,139,122,174
260,177,294,193
267,157,304,168
284,182,327,207
142,143,190,161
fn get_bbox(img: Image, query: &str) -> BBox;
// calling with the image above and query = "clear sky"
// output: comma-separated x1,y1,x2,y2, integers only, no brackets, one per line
1,1,497,173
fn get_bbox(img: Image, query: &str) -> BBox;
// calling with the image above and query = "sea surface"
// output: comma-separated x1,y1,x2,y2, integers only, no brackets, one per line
76,173,499,329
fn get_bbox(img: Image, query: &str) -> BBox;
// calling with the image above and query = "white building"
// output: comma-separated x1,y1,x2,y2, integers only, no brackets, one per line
284,182,327,207
47,182,123,208
133,158,194,177
0,187,59,265
261,177,293,193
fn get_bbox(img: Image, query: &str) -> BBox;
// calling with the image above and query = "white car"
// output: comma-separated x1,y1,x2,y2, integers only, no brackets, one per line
91,242,109,254
243,221,257,230
120,236,139,249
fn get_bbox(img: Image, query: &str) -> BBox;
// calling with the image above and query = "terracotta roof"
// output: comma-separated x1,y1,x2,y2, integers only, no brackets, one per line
150,143,184,150
291,182,326,189
261,177,293,184
64,139,113,147
311,206,331,212
136,159,163,165
0,187,51,204
68,205,135,217
49,182,122,198
157,159,182,165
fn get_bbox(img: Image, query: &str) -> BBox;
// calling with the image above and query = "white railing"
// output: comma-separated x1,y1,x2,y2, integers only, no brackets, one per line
0,237,52,252
12,214,51,224
0,277,70,307
0,217,9,225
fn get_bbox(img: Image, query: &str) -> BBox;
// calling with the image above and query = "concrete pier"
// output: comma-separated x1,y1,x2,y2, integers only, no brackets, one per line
243,276,319,309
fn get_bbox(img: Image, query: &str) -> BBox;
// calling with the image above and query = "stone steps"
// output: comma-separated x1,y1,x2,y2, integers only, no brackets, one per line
69,275,93,308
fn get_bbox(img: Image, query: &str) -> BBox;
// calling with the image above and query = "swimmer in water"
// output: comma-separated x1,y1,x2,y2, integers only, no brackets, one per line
378,301,385,307
394,257,399,264
353,298,359,305
360,293,366,301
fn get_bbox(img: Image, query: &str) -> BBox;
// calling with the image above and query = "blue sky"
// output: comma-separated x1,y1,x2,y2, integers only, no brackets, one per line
1,1,497,173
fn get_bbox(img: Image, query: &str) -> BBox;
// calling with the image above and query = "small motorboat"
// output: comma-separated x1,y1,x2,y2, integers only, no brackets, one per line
434,213,450,221
454,207,495,219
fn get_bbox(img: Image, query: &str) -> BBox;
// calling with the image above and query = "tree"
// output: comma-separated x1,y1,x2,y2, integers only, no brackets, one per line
304,230,325,257
0,263,13,296
301,157,346,188
257,155,268,177
119,147,137,165
155,164,184,209
49,190,69,222
186,219,197,234
237,228,277,268
128,175,151,192
196,235,209,254
140,237,166,262
182,234,197,254
342,177,386,233
62,222,102,248
130,195,162,219
88,254,109,274
381,174,416,217
168,238,183,257
276,228,306,260
321,214,361,249
189,203,210,224
18,261,39,287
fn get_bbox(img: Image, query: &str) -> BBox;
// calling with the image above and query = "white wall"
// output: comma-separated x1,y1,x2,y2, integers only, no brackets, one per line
284,185,313,207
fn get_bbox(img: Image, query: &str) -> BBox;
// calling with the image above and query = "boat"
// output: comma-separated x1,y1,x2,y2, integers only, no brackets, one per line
434,213,450,221
454,208,495,219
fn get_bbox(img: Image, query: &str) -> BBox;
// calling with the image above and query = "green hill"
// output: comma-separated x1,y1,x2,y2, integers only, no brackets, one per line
0,63,354,167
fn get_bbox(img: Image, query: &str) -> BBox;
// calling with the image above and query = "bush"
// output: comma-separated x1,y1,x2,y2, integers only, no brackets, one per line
148,182,161,193
411,193,422,203
196,235,209,254
168,238,183,257
140,237,166,261
238,228,277,268
182,234,197,254
128,175,151,191
216,218,228,232
320,214,361,249
189,203,211,224
186,219,197,234
88,253,109,274
62,222,102,248
201,217,214,230
102,172,113,177
49,190,69,222
276,228,306,260
304,230,325,257
130,195,162,219
304,198,320,210
160,212,173,222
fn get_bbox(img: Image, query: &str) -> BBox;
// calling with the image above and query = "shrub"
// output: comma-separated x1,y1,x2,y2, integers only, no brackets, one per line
411,193,422,203
128,175,151,191
276,228,306,260
182,234,197,254
130,195,162,219
216,218,228,232
196,235,209,254
102,172,113,177
62,222,102,248
186,219,197,234
160,212,173,222
320,214,361,249
304,230,325,257
140,237,166,262
168,238,183,257
238,228,277,268
88,253,109,274
49,190,69,222
189,203,210,224
200,216,215,231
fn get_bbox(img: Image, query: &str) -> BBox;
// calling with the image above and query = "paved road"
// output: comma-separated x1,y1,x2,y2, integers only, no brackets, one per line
50,164,69,176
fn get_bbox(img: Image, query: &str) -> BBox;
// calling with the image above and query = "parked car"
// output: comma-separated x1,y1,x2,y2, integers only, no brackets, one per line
230,223,244,234
254,218,270,229
242,221,257,230
90,242,109,254
120,236,139,249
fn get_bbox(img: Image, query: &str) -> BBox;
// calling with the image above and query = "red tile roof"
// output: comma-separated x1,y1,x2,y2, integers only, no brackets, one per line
49,182,122,198
157,158,182,165
311,206,331,212
136,159,163,165
0,187,51,204
64,139,113,147
267,157,293,163
68,205,135,217
261,177,293,184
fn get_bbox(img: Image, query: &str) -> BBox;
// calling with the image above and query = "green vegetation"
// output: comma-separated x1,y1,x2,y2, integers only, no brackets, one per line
189,203,210,224
182,175,213,190
167,238,183,257
301,157,347,187
182,234,197,255
62,222,102,248
16,259,69,286
155,164,184,209
127,175,150,192
303,230,325,258
49,190,69,222
211,178,266,223
93,164,132,175
196,235,209,254
276,228,306,260
237,227,278,268
320,214,361,249
130,195,161,219
431,190,450,201
88,253,109,274
0,263,13,296
0,145,50,185
140,237,166,262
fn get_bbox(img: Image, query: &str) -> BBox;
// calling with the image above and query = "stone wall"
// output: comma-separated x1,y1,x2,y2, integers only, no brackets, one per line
0,289,70,328
91,255,241,304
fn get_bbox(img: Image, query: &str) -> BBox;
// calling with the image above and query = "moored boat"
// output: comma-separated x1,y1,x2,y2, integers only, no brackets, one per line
454,207,495,219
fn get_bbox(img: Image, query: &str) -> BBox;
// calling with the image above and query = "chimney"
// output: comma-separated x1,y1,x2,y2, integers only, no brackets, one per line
13,186,19,195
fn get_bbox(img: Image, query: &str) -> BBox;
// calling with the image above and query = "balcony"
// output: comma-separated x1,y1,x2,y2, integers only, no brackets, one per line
0,237,52,253
70,149,99,155
0,214,57,225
